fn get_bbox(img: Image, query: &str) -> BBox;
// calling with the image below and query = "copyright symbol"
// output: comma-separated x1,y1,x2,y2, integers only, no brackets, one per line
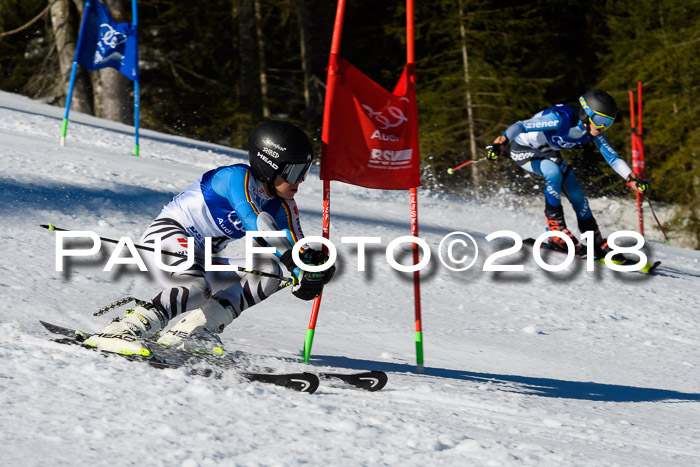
438,232,479,271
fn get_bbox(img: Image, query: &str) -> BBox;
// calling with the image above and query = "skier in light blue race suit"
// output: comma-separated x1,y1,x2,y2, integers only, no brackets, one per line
85,121,335,356
486,90,650,256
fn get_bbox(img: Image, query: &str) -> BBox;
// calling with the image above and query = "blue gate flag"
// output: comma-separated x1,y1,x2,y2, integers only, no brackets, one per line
76,1,138,81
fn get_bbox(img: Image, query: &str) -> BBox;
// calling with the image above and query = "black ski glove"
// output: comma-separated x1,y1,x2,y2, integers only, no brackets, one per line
280,248,335,301
626,172,650,194
485,139,507,161
299,249,336,284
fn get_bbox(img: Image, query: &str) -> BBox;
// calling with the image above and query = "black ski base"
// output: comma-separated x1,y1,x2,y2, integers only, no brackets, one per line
319,371,388,392
40,321,387,393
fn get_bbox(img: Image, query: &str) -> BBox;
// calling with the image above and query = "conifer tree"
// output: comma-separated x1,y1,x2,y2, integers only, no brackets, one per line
601,0,700,246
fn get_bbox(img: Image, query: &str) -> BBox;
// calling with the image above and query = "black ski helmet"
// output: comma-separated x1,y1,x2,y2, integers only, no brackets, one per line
578,90,618,129
247,121,313,184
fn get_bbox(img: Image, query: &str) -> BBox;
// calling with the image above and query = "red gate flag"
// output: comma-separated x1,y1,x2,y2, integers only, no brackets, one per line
321,56,421,190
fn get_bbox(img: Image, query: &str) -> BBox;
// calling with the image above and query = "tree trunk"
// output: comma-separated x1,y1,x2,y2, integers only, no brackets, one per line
94,0,132,124
458,0,479,196
71,0,84,16
237,0,261,119
297,0,334,128
255,0,270,118
254,0,270,118
295,2,313,127
49,0,93,114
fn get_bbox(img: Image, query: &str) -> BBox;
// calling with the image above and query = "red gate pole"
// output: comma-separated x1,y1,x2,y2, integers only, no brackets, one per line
636,82,646,181
636,82,646,236
629,88,644,236
302,0,346,363
407,0,424,372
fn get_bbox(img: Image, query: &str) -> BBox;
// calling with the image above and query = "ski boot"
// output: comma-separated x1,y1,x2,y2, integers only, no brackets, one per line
84,302,168,356
157,297,237,355
545,203,584,254
578,215,612,260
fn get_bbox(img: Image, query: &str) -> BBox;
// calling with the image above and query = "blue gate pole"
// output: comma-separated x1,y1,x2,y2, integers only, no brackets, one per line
61,1,92,146
132,0,140,156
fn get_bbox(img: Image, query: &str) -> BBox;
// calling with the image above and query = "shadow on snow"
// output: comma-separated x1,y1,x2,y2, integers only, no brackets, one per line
0,104,246,160
312,354,700,403
0,177,172,219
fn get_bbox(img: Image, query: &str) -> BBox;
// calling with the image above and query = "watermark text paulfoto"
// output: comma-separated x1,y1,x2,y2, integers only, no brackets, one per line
54,230,649,274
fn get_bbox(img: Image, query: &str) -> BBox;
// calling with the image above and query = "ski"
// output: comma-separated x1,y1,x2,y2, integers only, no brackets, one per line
319,371,388,392
40,321,391,392
39,321,320,393
181,351,388,392
523,238,661,275
239,372,319,393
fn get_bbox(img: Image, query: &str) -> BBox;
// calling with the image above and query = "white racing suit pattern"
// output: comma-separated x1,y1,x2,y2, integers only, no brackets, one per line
137,163,303,323
139,215,282,322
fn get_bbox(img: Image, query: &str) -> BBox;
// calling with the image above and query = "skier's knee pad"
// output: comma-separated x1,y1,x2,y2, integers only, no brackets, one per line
188,276,213,301
217,257,283,309
253,257,284,298
250,256,283,275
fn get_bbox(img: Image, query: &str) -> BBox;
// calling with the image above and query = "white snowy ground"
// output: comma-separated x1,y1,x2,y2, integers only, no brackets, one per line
1,90,699,466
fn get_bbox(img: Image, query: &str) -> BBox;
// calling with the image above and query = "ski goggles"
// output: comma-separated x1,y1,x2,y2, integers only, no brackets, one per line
579,96,615,130
279,161,311,184
587,111,615,130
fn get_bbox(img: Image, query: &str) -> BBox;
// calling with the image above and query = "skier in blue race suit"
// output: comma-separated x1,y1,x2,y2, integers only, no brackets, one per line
486,90,650,256
85,121,335,356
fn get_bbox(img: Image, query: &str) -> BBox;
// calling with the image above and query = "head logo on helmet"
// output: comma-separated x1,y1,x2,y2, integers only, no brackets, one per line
248,121,314,185
578,90,618,131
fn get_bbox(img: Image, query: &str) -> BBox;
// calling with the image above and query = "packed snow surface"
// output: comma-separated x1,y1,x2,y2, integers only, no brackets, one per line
1,91,698,466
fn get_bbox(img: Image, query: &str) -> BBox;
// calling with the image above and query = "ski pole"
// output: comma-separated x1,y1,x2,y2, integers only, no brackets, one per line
93,296,141,316
40,224,294,284
446,157,486,174
645,199,670,243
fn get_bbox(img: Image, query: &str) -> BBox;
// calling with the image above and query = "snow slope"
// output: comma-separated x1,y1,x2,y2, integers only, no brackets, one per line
1,90,699,466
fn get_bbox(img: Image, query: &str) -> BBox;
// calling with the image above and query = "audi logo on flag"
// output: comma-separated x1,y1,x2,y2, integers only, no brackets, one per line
361,100,409,131
368,149,414,169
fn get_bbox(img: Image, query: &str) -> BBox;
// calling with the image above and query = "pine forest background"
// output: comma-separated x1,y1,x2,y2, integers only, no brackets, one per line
1,0,699,247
